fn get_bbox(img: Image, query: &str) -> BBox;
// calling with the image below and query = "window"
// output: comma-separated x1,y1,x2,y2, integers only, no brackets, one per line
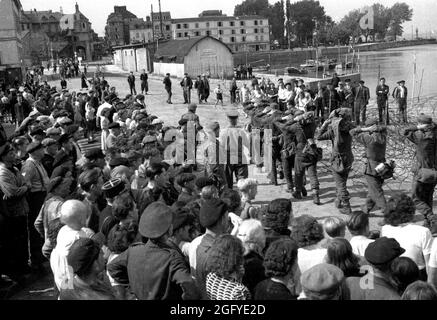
260,28,264,33
166,25,170,31
240,29,245,34
218,21,223,27
177,32,182,38
206,30,211,36
260,20,263,25
242,36,246,42
230,21,235,27
155,25,159,30
206,22,210,28
231,29,236,35
177,24,181,29
82,23,86,29
183,23,189,29
255,35,258,41
195,23,199,28
254,28,258,33
254,20,258,26
194,31,200,36
231,37,235,43
184,32,189,37
219,30,223,35
240,21,245,26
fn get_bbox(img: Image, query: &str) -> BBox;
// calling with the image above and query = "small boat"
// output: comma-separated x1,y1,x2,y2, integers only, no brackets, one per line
253,64,271,72
285,67,308,75
300,60,316,69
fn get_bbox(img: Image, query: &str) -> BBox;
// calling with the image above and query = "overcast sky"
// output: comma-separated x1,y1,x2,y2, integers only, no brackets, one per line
20,0,437,37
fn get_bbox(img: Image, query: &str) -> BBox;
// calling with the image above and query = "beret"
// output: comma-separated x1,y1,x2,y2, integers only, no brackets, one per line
139,202,173,238
301,264,344,299
85,148,105,160
199,199,228,229
110,165,131,180
226,110,239,118
418,114,433,125
188,104,197,112
42,138,57,147
175,173,196,186
136,94,145,101
365,118,379,127
26,141,44,154
365,237,405,266
108,122,121,130
359,80,365,84
109,157,130,168
67,238,101,277
195,177,214,189
102,178,126,199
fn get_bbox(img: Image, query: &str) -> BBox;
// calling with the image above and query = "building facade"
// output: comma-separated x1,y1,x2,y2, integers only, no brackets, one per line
0,0,24,84
21,3,97,62
171,11,270,52
106,6,137,47
129,18,154,44
151,11,172,40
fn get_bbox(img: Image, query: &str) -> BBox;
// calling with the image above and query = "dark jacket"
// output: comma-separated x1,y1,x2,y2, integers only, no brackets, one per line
163,77,172,90
242,251,267,296
351,127,387,176
354,85,370,103
403,124,437,173
140,73,148,82
107,240,199,300
180,77,193,90
343,274,400,300
127,75,135,85
393,86,408,100
41,153,55,177
376,84,390,102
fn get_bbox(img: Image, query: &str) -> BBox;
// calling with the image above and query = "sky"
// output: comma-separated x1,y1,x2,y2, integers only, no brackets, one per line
20,0,437,37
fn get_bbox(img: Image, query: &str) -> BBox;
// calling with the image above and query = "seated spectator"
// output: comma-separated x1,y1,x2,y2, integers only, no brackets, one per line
323,217,346,240
401,281,437,300
176,173,197,204
325,238,361,277
169,206,199,257
347,211,375,257
254,238,299,300
237,178,259,220
381,194,433,281
59,238,115,300
205,235,250,300
290,215,326,274
390,257,420,296
262,199,292,250
200,185,219,201
237,219,267,296
300,264,345,300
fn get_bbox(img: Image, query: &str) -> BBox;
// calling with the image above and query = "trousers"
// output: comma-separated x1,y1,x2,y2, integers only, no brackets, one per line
26,191,47,266
129,85,137,95
332,169,350,202
183,89,191,104
377,99,389,125
166,88,172,103
398,99,408,124
295,163,320,192
225,164,248,189
412,178,436,220
141,81,148,93
282,154,295,190
364,175,386,212
354,100,367,125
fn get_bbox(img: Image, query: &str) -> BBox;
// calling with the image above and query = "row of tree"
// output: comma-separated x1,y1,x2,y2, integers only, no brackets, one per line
234,0,413,47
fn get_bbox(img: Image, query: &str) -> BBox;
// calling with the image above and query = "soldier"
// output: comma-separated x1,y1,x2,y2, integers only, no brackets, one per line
204,121,228,194
180,73,193,104
350,118,388,214
220,110,249,189
323,83,340,115
393,80,408,124
403,114,437,227
179,104,203,169
343,79,355,111
376,78,390,125
353,80,370,125
127,71,136,95
140,69,149,95
316,108,355,215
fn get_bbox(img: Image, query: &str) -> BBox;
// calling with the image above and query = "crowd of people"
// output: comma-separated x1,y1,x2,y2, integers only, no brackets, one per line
0,66,437,301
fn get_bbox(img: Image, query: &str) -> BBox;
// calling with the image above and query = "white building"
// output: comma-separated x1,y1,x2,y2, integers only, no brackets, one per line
129,18,153,44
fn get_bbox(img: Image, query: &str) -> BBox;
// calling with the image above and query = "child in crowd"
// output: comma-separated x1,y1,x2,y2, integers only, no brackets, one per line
237,179,259,220
323,217,346,239
347,211,375,257
214,84,224,108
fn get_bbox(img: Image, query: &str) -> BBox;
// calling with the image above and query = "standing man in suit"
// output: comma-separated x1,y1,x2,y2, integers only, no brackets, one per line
353,80,370,125
127,71,136,95
180,73,193,104
376,78,390,125
163,73,172,104
140,70,149,95
393,80,408,124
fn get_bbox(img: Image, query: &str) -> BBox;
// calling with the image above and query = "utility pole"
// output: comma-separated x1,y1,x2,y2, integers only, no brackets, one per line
158,0,163,39
151,4,155,41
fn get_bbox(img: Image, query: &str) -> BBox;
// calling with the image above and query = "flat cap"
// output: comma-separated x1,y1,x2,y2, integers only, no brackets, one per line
67,238,101,277
85,148,105,160
301,264,344,300
109,157,130,168
226,109,239,118
42,138,57,147
26,141,44,154
102,178,126,199
108,122,121,130
152,118,164,125
188,104,197,112
418,114,433,125
365,118,379,127
136,94,145,101
199,198,228,229
195,177,214,189
359,80,365,84
139,202,173,238
365,237,405,266
46,127,62,137
110,165,131,180
397,80,406,84
65,124,80,135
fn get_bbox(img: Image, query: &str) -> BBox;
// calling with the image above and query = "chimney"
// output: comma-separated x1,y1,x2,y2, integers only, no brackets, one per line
75,2,79,13
60,7,63,14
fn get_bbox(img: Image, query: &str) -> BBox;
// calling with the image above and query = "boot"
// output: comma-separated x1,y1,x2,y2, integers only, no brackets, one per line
292,191,302,200
334,198,343,209
302,187,308,197
313,191,321,206
279,170,284,180
339,200,352,215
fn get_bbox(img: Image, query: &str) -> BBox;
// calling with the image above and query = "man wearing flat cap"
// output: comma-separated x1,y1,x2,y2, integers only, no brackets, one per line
21,141,50,271
106,122,121,150
127,71,136,96
179,104,203,168
376,78,390,125
343,237,404,300
350,118,388,214
353,80,370,125
393,80,408,124
84,148,106,170
41,138,58,176
180,73,193,104
300,264,345,300
163,73,172,104
107,202,200,300
403,114,437,227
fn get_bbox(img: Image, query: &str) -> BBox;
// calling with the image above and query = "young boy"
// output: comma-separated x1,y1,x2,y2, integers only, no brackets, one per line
237,178,259,220
347,211,375,257
214,84,224,108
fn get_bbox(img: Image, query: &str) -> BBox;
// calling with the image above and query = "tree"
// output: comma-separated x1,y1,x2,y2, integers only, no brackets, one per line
234,0,270,16
388,2,413,40
372,3,392,41
268,1,285,44
288,0,327,46
336,9,362,44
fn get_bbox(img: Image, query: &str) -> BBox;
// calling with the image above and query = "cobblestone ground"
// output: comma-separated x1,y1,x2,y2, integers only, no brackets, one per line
6,71,428,300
